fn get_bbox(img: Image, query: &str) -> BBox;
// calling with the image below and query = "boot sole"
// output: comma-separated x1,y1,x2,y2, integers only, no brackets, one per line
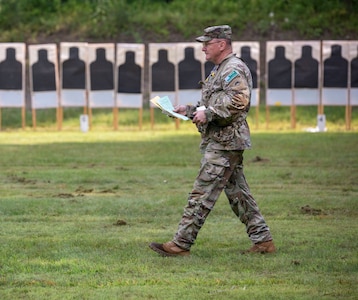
149,242,190,257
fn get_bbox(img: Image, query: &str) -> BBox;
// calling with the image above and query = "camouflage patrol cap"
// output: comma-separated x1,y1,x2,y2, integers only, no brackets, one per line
196,25,232,42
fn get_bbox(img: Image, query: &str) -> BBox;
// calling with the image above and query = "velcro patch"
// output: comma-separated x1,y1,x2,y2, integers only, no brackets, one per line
224,70,239,83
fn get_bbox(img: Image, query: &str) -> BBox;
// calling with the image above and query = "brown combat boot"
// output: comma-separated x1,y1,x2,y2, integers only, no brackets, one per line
149,241,190,257
242,240,276,254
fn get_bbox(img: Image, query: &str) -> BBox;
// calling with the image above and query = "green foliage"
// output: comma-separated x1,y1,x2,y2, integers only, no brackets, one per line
0,0,357,41
88,0,130,38
0,0,63,37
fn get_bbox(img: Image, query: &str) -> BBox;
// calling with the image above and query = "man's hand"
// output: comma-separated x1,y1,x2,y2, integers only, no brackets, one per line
173,105,186,116
192,110,207,125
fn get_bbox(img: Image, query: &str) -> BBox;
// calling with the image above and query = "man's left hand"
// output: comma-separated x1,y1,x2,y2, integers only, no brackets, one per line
192,110,207,125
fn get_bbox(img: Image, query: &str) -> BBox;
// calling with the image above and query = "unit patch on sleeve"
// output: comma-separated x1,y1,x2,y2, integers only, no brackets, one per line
224,70,239,83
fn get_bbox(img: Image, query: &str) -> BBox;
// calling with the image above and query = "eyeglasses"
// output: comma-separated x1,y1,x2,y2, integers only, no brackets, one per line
203,41,221,47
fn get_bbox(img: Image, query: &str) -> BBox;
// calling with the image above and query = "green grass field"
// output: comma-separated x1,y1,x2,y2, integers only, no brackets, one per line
0,105,357,132
0,121,357,299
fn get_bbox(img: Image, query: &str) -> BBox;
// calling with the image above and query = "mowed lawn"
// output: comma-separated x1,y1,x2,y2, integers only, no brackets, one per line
0,129,357,299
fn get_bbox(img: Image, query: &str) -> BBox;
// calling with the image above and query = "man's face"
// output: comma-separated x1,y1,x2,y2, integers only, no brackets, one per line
202,39,224,64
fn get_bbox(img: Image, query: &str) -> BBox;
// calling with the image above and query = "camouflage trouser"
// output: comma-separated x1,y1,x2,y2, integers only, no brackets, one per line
173,147,273,250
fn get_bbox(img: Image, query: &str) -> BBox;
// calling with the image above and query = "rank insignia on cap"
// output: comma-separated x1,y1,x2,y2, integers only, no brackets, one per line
225,70,239,83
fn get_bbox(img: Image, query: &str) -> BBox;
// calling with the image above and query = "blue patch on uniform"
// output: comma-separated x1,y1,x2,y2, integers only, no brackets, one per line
225,70,239,83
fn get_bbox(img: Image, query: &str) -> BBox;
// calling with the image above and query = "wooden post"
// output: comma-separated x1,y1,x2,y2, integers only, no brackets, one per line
57,106,62,131
113,107,118,130
318,40,324,116
150,107,154,129
291,105,296,129
22,107,26,129
345,104,351,130
32,109,36,130
265,105,270,129
139,107,143,130
291,81,296,129
255,105,259,130
88,107,92,130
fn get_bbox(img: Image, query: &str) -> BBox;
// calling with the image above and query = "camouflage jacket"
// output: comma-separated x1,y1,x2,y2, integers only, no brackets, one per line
187,53,253,151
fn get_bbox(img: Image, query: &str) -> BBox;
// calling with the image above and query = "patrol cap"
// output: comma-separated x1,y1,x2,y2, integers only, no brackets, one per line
196,25,232,42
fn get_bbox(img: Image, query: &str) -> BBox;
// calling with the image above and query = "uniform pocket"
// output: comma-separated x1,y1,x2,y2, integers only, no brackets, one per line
211,125,236,146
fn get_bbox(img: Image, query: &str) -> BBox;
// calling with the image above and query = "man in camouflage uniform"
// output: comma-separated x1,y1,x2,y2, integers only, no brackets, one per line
149,25,275,256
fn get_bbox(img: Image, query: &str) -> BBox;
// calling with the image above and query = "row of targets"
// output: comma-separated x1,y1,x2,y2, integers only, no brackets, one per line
0,41,357,128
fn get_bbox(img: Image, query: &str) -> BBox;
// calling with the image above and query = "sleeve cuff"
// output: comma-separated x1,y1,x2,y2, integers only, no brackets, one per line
186,105,196,119
204,108,214,122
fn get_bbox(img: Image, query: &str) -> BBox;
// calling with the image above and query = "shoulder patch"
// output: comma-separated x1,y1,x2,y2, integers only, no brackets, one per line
224,70,239,83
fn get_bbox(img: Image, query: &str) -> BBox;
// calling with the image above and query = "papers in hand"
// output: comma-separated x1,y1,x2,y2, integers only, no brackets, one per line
150,96,189,121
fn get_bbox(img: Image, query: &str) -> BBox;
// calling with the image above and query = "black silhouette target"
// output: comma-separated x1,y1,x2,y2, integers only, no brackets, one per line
62,47,86,89
268,46,292,89
32,49,56,91
240,46,258,89
90,48,114,91
178,47,201,89
152,49,175,91
0,48,22,90
323,45,348,88
351,46,358,88
118,51,141,93
294,45,319,88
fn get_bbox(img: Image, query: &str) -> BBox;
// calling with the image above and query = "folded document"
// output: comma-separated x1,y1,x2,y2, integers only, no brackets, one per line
150,96,189,121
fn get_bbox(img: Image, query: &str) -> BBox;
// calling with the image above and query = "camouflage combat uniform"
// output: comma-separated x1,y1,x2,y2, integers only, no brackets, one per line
172,53,273,251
